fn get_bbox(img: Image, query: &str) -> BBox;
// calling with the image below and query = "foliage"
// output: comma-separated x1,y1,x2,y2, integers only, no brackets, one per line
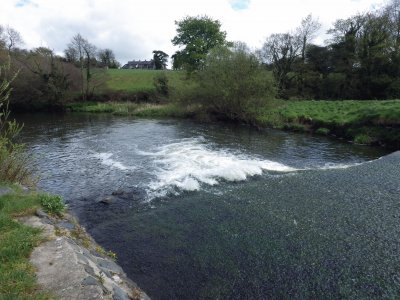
153,72,169,97
256,99,400,147
260,1,400,100
152,50,169,70
172,44,275,122
0,189,50,299
38,193,65,216
0,61,34,185
171,15,227,72
98,48,120,69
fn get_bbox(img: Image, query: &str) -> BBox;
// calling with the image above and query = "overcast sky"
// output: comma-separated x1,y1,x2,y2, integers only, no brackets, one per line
0,0,388,66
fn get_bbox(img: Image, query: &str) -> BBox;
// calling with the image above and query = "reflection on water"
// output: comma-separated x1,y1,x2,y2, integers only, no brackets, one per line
16,113,398,299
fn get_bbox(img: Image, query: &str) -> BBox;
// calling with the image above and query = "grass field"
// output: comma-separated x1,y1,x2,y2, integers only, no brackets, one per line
257,100,400,148
96,69,183,93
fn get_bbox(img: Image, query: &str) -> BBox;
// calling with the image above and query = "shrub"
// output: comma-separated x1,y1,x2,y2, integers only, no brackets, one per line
39,194,65,216
0,61,34,185
172,44,275,123
153,73,169,97
315,127,330,135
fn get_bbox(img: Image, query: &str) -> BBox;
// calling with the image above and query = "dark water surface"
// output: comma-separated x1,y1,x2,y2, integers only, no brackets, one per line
17,113,399,299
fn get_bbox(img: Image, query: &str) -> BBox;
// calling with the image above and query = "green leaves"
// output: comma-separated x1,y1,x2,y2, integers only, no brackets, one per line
171,16,227,72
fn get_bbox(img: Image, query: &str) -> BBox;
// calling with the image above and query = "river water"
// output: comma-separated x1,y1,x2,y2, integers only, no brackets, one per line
17,113,399,299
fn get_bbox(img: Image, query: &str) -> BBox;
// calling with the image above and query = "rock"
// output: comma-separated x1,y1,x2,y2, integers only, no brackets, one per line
96,258,123,274
112,284,131,300
20,211,150,300
98,196,115,204
81,276,99,286
57,221,75,230
35,208,48,219
112,190,124,196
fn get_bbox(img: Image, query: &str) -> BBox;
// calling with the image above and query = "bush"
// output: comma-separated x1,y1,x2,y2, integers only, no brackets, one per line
153,73,169,97
0,61,34,185
39,194,65,216
172,44,275,122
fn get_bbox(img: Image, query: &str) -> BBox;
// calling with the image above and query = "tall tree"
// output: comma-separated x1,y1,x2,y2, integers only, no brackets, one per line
152,50,169,70
0,26,24,53
65,34,96,100
171,15,227,72
261,33,301,98
98,48,120,69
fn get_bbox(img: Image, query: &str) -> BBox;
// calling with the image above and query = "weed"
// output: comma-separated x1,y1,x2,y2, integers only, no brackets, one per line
38,194,65,216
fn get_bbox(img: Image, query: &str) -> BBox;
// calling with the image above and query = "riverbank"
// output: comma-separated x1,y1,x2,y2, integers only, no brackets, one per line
66,99,400,149
0,186,149,299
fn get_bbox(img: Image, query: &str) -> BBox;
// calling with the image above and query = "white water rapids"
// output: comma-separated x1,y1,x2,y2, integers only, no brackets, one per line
90,137,363,200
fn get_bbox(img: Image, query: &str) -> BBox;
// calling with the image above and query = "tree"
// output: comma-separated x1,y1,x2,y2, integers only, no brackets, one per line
176,44,275,122
65,34,97,100
152,50,169,70
261,33,301,98
98,48,120,69
1,26,24,53
24,47,70,107
171,15,227,72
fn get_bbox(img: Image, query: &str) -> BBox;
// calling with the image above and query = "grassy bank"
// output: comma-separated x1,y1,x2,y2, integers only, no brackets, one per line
67,101,193,118
0,186,63,299
257,100,400,149
67,99,400,149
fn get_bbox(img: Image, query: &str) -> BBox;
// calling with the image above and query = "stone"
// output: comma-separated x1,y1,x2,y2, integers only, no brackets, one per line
98,196,115,204
35,208,48,219
57,221,75,230
112,284,131,300
81,276,99,286
96,258,123,274
112,190,124,196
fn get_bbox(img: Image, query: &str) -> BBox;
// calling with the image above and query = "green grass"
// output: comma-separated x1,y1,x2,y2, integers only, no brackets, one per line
67,102,190,118
257,99,400,148
0,186,53,299
97,69,183,93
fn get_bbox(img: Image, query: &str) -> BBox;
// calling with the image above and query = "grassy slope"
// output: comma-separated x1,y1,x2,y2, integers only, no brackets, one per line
0,186,51,299
95,69,183,94
257,100,400,148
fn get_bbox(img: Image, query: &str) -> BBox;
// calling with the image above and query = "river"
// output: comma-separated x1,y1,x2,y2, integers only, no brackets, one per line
17,113,399,299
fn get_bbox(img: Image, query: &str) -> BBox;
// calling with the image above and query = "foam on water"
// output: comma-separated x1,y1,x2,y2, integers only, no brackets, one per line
139,138,297,199
92,152,134,171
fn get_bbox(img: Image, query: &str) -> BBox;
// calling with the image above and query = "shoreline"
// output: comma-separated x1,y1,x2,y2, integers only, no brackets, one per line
0,187,150,300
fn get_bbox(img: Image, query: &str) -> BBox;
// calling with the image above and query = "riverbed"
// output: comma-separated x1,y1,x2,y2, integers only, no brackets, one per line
18,113,399,299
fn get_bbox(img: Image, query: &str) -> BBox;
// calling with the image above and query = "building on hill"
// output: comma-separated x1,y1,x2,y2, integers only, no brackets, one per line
122,60,155,69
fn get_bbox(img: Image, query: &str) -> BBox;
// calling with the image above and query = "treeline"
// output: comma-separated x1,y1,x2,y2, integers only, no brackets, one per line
261,0,400,100
0,29,120,111
172,0,400,101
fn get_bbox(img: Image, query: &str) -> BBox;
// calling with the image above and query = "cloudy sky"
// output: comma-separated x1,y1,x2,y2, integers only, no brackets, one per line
0,0,388,66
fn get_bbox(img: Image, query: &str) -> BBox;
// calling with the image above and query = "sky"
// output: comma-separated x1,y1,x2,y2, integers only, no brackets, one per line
0,0,388,66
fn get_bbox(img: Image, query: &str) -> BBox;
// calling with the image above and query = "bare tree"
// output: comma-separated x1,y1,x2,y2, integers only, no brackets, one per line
66,34,96,100
2,26,24,53
297,14,321,62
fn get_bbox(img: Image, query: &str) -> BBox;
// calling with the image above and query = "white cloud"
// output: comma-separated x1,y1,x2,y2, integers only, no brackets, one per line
0,0,388,65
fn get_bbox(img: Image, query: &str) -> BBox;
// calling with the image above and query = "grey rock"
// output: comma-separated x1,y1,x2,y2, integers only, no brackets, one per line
57,221,75,230
81,276,99,286
112,190,124,196
96,258,123,274
112,284,131,300
98,196,115,204
35,208,48,219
